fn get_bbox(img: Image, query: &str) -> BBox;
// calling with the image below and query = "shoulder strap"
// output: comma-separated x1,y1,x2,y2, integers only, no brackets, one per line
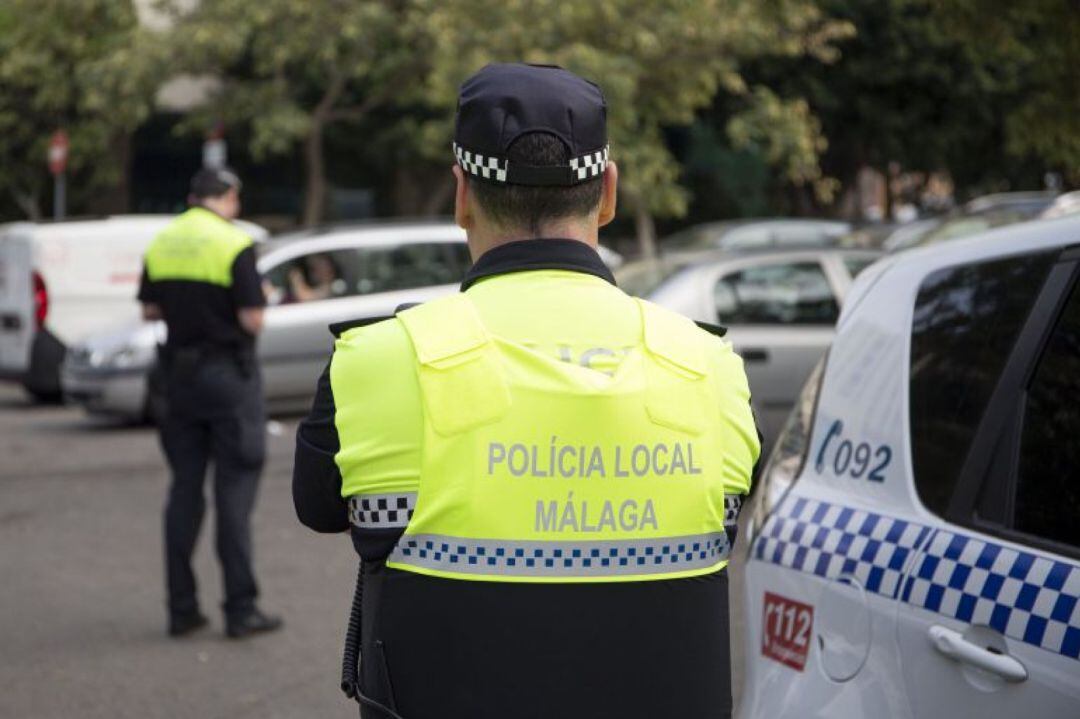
397,295,511,436
636,299,708,435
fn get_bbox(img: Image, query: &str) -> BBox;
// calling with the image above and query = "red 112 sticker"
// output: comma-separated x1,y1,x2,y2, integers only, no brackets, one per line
762,592,814,671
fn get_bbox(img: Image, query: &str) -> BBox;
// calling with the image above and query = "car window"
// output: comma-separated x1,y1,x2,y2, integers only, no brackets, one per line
908,252,1054,517
1013,280,1080,549
713,261,837,325
263,242,469,305
842,255,878,278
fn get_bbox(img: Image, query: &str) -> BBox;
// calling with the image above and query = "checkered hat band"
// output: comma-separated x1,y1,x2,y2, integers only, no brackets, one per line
453,143,608,186
390,531,729,578
348,492,417,530
754,495,1080,660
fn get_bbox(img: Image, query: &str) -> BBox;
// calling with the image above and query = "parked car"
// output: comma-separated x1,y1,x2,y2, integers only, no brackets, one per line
619,248,881,453
887,192,1058,252
739,215,1080,718
62,224,623,421
662,219,852,255
0,215,267,400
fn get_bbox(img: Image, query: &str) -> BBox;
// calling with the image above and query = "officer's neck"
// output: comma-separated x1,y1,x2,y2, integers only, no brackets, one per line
467,218,598,261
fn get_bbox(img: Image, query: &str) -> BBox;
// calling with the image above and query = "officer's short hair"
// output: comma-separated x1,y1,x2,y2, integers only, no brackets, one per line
190,167,242,200
468,133,603,234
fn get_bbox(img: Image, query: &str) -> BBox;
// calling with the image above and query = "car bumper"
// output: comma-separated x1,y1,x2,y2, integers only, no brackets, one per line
61,364,148,420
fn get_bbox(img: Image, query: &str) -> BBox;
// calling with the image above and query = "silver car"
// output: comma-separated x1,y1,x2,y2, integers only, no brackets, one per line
619,248,880,453
63,222,474,420
63,224,623,421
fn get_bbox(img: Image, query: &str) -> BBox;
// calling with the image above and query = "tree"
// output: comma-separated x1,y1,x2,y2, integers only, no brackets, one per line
155,0,428,226
743,0,1078,218
155,0,849,244
931,0,1080,186
412,0,851,255
0,0,155,219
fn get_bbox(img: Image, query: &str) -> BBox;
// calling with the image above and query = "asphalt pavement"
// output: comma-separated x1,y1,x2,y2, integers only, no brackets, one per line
0,382,750,718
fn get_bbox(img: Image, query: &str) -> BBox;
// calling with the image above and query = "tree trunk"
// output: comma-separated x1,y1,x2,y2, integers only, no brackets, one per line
634,200,658,261
302,120,327,227
420,174,455,216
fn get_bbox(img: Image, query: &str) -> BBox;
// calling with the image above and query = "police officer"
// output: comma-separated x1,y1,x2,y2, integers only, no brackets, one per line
293,64,759,718
139,168,282,639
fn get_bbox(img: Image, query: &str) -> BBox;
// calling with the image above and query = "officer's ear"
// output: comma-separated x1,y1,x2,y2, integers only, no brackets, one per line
453,164,472,231
598,161,618,228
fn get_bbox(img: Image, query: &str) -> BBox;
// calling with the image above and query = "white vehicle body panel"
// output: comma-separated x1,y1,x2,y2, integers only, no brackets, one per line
739,216,1080,718
0,216,266,385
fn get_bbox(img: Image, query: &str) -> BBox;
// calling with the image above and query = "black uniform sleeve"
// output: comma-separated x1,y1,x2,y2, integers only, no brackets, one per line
137,265,157,303
230,245,266,309
293,359,349,533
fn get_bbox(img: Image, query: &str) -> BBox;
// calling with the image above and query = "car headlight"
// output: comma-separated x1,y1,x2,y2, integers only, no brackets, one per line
104,344,155,369
748,354,828,542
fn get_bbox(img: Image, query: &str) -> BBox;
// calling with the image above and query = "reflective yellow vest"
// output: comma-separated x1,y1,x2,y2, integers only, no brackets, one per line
144,207,252,285
333,287,759,583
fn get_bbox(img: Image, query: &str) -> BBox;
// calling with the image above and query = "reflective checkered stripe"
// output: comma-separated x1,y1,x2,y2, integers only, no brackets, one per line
724,494,743,532
754,495,1080,660
453,143,508,182
348,492,417,529
453,142,609,185
568,146,609,181
389,532,729,578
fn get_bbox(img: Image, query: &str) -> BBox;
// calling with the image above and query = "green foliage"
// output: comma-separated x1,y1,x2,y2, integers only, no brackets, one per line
931,0,1080,184
154,0,848,223
0,0,156,218
415,0,851,218
154,0,425,158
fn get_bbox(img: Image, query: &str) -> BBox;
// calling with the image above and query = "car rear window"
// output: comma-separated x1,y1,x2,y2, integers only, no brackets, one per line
909,252,1054,516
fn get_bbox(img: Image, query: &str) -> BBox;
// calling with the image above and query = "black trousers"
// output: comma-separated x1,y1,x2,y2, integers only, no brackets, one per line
358,564,733,719
160,353,266,621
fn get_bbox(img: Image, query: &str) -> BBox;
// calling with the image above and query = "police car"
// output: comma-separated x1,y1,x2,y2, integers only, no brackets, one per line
739,215,1080,718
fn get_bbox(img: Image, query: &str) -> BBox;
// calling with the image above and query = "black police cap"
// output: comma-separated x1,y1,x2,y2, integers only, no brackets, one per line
190,167,242,199
453,63,608,187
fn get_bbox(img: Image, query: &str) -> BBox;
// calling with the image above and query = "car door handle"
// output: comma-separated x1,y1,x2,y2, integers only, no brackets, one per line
739,347,769,363
928,625,1028,683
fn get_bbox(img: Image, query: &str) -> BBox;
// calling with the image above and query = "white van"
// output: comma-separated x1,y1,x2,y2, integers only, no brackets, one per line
0,215,267,400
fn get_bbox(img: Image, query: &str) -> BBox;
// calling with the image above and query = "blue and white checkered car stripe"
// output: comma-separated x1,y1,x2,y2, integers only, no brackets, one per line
755,495,1080,660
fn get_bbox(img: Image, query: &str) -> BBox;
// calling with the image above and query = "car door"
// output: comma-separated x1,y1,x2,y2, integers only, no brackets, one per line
896,246,1080,717
259,241,471,409
710,258,843,451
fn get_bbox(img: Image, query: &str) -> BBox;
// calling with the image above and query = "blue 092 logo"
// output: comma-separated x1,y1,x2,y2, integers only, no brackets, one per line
814,419,891,483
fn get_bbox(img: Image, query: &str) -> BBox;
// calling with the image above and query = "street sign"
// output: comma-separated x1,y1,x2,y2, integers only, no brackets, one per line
48,130,69,176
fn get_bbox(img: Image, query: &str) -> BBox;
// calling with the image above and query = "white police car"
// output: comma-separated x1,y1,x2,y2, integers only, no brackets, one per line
739,215,1080,718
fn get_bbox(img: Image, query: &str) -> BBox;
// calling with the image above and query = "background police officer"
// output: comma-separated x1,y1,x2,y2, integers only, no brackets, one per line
139,168,282,639
293,64,759,718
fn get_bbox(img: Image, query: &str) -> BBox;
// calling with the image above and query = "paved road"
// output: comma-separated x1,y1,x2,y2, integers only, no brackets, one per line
0,383,751,718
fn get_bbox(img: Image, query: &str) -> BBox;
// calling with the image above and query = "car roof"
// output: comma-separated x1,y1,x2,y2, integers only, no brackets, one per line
258,222,466,266
805,215,1080,518
0,214,270,241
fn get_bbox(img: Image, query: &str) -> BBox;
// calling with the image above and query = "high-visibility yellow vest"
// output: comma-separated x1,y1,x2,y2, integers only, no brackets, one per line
334,289,758,583
144,207,252,286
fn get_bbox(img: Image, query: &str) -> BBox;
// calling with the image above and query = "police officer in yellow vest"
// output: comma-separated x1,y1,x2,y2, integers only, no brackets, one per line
293,64,759,719
139,168,282,639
